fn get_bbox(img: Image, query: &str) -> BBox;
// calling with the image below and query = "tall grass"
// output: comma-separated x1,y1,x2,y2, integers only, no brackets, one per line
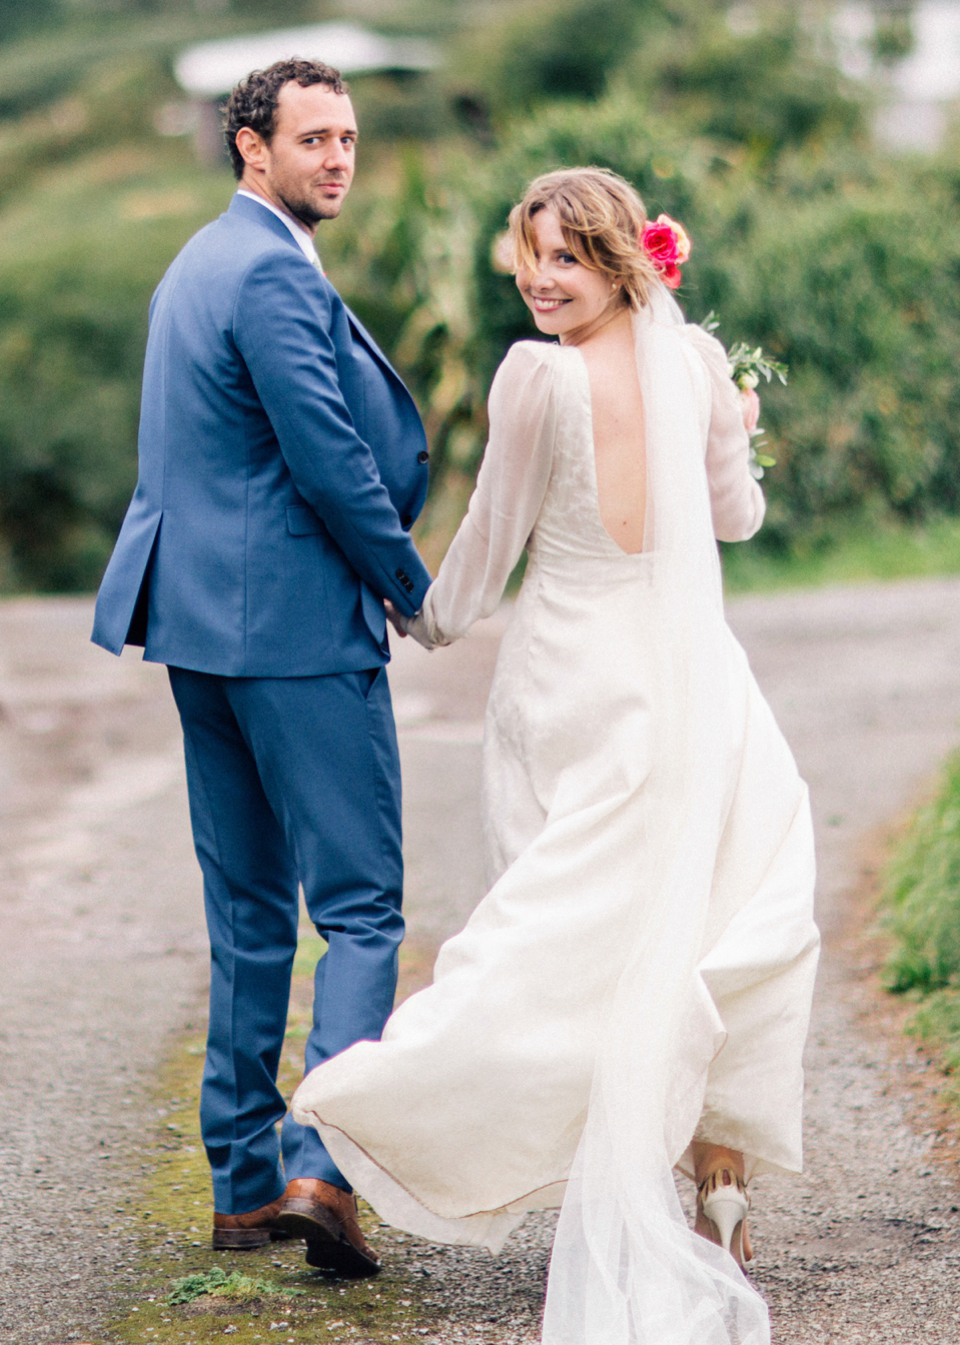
885,753,960,995
882,753,960,1085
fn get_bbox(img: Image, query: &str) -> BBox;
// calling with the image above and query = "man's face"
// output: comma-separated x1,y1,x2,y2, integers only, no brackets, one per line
245,82,357,229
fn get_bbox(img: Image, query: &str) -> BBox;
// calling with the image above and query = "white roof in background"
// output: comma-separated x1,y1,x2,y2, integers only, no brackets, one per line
888,0,960,102
834,1,960,101
833,1,960,150
175,21,440,99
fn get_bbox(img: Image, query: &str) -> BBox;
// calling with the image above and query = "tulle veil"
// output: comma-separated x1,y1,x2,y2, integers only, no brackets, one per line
540,281,772,1345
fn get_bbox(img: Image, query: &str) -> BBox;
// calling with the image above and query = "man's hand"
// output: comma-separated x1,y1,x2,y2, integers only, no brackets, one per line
384,600,408,639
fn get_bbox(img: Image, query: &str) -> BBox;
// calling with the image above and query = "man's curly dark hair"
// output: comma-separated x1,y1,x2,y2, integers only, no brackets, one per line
223,58,348,181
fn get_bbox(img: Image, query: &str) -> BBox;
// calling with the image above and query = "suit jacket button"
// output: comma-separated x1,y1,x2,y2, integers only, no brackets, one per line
417,450,429,464
395,568,405,580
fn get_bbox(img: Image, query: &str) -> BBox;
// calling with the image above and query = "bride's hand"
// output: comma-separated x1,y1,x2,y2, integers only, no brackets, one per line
740,387,760,433
385,601,442,651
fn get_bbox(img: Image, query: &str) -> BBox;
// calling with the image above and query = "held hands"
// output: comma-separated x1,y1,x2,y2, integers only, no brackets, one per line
384,600,443,652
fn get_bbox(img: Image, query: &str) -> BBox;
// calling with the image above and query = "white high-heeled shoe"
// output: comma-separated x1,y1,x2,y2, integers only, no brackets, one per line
696,1168,750,1264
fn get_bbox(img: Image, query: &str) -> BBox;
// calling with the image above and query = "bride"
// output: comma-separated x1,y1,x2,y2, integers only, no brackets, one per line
293,167,819,1344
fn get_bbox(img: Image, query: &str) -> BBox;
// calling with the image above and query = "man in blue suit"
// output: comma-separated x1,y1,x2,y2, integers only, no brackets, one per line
92,58,431,1277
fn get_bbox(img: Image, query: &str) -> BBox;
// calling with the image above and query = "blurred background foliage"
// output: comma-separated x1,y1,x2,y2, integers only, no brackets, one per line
1,0,959,588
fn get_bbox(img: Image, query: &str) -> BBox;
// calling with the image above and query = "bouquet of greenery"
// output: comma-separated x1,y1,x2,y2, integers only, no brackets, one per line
703,315,788,477
639,217,787,479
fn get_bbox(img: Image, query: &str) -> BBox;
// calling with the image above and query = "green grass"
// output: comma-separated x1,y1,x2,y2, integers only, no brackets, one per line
881,751,960,1096
721,516,960,595
883,750,960,996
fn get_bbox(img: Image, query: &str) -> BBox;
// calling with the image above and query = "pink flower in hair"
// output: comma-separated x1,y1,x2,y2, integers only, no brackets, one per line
641,214,692,289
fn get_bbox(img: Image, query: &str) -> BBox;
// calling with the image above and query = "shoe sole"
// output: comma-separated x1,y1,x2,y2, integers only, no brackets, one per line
274,1204,342,1243
211,1227,290,1250
276,1204,380,1279
304,1234,380,1279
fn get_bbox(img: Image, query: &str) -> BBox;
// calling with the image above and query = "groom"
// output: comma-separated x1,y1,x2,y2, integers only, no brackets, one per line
92,58,431,1276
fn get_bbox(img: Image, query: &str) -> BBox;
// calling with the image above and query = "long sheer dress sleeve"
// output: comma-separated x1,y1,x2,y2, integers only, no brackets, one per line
683,324,766,543
414,343,557,647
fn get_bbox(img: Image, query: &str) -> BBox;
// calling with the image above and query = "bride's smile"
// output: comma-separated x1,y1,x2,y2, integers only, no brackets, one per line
516,206,624,344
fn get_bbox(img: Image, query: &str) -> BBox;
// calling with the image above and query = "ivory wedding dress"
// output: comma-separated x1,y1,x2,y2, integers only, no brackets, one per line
293,284,819,1345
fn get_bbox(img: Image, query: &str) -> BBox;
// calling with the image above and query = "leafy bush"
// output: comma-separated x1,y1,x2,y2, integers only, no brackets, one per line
691,157,960,555
3,0,960,588
450,1,864,157
0,105,233,589
644,12,863,158
329,91,960,560
466,0,662,113
0,0,57,46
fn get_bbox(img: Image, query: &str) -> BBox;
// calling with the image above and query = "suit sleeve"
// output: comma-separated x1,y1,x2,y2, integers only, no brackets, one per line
233,249,431,615
683,324,766,543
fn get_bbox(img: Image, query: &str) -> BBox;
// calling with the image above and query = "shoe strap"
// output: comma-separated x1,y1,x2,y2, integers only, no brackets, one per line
696,1167,747,1201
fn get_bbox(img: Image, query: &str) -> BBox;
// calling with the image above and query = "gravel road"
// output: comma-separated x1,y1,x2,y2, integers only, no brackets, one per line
2,577,960,1343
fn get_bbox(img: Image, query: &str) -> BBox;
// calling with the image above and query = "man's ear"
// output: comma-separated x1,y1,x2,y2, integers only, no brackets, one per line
235,126,269,173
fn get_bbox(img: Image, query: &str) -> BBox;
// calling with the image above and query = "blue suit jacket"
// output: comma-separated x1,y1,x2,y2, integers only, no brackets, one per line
92,193,432,677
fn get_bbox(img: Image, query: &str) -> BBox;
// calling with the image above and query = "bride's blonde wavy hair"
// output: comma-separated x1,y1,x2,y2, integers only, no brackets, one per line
506,167,661,310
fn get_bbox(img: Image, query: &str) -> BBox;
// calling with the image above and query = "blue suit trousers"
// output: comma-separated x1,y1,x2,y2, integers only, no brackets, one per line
167,665,404,1214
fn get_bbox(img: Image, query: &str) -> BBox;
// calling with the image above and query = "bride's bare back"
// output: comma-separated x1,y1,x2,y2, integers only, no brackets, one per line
577,309,647,554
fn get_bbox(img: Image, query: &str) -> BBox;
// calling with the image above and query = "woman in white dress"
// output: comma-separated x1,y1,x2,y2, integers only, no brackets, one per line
293,168,819,1344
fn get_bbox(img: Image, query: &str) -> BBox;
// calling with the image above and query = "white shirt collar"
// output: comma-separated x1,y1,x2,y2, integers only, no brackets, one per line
236,189,322,271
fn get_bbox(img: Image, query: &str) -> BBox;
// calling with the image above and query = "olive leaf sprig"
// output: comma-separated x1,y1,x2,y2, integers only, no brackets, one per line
701,313,787,473
725,341,788,391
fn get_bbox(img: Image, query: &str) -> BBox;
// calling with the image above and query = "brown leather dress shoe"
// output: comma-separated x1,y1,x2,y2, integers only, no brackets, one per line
212,1193,287,1250
276,1178,380,1278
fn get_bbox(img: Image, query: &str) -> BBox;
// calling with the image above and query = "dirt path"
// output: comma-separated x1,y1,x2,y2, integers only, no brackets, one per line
0,601,205,1344
2,578,960,1343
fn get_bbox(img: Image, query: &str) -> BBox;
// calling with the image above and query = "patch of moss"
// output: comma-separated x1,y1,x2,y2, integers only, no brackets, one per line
102,922,447,1345
166,1266,305,1306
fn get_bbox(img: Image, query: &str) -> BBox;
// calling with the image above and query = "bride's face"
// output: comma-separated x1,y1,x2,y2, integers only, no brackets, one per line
515,207,618,342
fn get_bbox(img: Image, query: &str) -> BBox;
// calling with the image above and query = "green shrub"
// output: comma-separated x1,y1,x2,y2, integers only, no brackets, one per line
0,122,233,590
644,12,863,158
340,91,960,558
4,0,960,589
0,0,58,46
